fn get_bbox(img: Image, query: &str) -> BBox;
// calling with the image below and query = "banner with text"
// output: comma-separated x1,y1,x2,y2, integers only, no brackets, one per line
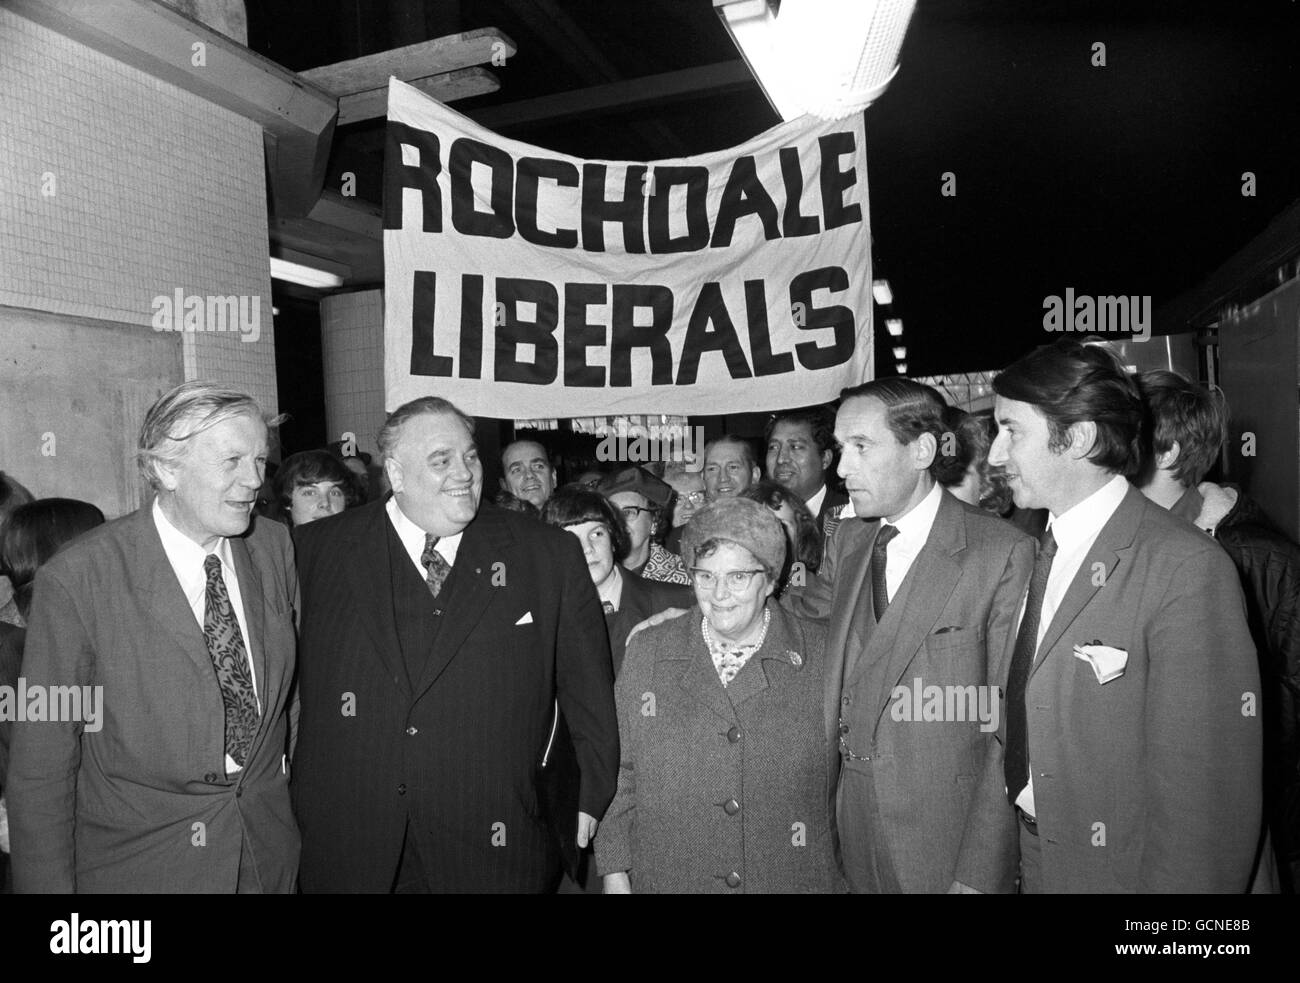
383,77,873,418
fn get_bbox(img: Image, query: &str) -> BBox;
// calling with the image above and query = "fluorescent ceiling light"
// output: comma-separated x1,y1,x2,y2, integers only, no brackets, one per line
896,361,908,375
872,279,893,305
270,256,344,289
892,346,907,360
885,318,903,337
715,0,917,121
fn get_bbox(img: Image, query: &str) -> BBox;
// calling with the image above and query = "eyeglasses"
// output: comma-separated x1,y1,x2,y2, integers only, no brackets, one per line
689,568,765,592
619,505,658,520
679,491,706,505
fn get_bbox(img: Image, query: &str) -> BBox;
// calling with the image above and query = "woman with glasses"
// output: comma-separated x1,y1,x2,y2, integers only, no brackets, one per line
596,497,839,893
597,466,690,586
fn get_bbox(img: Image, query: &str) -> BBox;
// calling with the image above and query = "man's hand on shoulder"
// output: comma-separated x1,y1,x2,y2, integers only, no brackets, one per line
627,607,689,644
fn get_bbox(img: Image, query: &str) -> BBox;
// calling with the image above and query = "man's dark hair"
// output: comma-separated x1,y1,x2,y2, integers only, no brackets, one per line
839,378,955,482
273,449,363,521
702,434,757,471
763,406,836,456
992,338,1144,477
1137,370,1228,487
539,483,631,562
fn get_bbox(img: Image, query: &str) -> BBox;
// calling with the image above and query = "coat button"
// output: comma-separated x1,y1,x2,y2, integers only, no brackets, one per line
839,722,850,736
397,783,407,795
406,726,418,736
204,772,219,783
235,786,243,798
724,871,742,888
726,726,741,743
723,798,740,816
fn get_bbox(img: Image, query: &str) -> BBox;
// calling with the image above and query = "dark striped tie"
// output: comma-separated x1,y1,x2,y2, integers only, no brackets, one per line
870,523,900,622
202,554,259,767
1004,528,1059,805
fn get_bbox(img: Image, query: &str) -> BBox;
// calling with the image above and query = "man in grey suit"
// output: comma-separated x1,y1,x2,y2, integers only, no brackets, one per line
8,381,300,893
796,379,1034,893
984,339,1260,892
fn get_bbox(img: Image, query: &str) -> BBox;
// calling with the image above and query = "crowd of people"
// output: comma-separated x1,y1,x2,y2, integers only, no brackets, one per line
0,335,1297,893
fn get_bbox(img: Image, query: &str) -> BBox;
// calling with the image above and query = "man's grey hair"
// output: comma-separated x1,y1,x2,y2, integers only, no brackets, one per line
377,396,476,465
137,381,282,491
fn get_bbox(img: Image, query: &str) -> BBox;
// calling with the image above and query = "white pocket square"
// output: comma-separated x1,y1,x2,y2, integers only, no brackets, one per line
515,611,534,625
1073,642,1128,684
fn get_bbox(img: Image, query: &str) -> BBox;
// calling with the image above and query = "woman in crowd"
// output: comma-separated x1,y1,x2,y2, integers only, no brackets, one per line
596,497,839,893
539,484,691,893
541,484,692,676
0,497,105,893
272,449,362,527
741,479,822,598
597,466,690,585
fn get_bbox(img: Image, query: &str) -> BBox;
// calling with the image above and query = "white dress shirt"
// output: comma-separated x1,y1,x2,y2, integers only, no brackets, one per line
597,564,625,612
386,497,463,577
881,480,944,601
152,499,259,774
1015,473,1129,817
805,483,828,519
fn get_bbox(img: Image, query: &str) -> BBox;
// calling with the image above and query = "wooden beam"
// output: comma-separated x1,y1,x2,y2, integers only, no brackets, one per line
337,67,500,125
299,27,516,95
469,61,755,131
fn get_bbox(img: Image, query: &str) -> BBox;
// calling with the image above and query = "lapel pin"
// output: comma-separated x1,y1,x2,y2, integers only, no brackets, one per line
788,650,802,667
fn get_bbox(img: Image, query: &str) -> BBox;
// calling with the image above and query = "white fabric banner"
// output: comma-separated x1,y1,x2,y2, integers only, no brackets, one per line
383,78,873,418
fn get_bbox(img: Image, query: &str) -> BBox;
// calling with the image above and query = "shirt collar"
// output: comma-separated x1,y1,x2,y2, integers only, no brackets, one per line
597,564,624,609
884,480,943,542
386,496,464,563
1048,473,1129,552
805,483,827,517
152,498,233,571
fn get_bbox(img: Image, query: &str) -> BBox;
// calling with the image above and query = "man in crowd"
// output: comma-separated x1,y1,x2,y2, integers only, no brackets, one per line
291,396,618,892
702,434,760,503
765,406,848,538
1137,368,1299,892
661,461,706,555
797,379,1033,892
8,381,301,892
500,438,557,511
984,338,1261,892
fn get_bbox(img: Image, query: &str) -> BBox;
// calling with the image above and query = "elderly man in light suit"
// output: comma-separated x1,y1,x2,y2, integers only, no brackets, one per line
795,379,1034,893
8,381,300,893
985,338,1261,892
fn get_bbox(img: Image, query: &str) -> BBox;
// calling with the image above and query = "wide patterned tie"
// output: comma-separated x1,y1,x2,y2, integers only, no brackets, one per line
202,554,259,768
1004,528,1059,805
421,533,452,598
870,523,900,622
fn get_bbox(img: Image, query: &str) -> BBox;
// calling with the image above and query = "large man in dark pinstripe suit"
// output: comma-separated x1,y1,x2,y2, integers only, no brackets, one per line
291,397,618,892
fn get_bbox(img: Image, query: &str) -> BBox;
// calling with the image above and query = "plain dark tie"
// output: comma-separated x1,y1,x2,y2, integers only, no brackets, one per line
1004,528,1059,805
202,554,259,768
870,523,901,622
421,533,452,598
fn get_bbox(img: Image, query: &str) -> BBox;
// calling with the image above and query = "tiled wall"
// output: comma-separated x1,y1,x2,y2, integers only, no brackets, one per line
0,5,278,414
0,6,278,514
320,289,386,457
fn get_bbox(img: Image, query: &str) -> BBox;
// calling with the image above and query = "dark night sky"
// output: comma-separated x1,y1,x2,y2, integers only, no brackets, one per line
251,0,1300,379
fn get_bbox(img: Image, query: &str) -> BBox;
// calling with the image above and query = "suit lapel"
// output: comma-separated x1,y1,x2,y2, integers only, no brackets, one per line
132,506,218,683
411,508,513,701
727,605,803,708
348,502,410,696
670,615,737,725
874,492,965,722
825,519,876,743
1030,485,1144,681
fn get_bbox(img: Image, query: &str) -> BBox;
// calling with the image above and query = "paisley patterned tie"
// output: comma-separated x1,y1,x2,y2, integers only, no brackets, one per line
421,533,452,598
202,554,259,768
